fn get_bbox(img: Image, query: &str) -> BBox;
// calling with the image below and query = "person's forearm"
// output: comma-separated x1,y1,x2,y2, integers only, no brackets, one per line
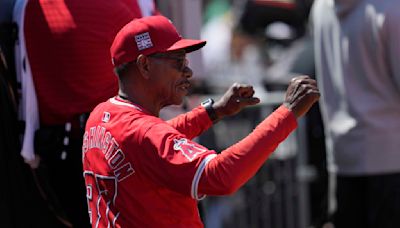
167,106,212,140
198,105,297,195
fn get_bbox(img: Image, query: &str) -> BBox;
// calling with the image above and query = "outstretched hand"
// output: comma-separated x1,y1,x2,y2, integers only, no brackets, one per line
284,75,320,118
213,83,260,120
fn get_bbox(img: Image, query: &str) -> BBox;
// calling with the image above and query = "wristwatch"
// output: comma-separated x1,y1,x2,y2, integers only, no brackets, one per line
201,98,218,123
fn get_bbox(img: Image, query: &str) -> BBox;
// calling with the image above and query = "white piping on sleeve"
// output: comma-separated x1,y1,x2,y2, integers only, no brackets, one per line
191,153,217,200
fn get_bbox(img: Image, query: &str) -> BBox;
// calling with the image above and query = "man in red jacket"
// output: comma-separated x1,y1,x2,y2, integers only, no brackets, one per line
83,15,320,227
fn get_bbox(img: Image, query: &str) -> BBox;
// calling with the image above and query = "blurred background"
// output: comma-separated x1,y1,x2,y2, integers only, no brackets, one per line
1,0,329,227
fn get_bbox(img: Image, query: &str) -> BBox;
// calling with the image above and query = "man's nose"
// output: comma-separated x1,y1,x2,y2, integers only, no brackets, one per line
183,66,192,79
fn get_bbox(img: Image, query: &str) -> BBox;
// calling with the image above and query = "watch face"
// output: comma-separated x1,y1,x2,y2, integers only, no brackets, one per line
201,98,214,107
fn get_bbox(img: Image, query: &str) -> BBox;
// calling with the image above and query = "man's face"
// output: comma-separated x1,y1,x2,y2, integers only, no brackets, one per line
147,50,192,107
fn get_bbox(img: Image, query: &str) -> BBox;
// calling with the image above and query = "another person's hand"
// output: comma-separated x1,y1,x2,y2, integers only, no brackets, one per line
213,83,260,120
283,75,320,118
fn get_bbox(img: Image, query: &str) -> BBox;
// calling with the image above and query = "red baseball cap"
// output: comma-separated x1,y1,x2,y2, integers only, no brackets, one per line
110,15,206,67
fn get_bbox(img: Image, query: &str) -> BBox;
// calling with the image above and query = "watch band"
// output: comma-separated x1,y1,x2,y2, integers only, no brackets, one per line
201,98,218,123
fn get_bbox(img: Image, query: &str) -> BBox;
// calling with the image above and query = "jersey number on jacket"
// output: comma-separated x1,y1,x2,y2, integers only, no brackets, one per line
84,171,119,227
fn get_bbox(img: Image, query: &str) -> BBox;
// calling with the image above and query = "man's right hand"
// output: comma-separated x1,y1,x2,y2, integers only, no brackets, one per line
213,83,260,120
283,75,320,118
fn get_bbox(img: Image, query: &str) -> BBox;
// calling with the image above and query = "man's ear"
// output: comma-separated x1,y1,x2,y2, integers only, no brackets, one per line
136,54,150,79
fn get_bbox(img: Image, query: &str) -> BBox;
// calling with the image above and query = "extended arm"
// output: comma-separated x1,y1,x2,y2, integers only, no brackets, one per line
166,106,212,140
197,76,320,197
167,83,260,139
198,105,295,197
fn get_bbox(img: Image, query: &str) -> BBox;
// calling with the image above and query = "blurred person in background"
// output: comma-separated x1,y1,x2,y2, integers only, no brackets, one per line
201,0,314,93
1,1,58,227
312,0,400,227
13,0,157,226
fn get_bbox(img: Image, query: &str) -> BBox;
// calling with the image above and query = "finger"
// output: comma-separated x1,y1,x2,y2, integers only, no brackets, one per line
289,77,303,99
231,83,249,92
232,83,252,90
301,78,318,87
297,87,321,106
289,84,314,106
236,84,256,99
307,89,321,102
292,75,311,81
241,88,255,98
292,81,307,100
237,97,260,106
236,85,254,96
289,77,316,95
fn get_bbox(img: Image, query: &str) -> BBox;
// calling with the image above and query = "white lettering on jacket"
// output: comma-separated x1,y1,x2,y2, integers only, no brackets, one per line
82,126,134,182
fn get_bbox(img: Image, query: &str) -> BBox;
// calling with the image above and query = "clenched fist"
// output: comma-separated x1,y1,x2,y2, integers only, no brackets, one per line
283,75,320,118
213,83,260,120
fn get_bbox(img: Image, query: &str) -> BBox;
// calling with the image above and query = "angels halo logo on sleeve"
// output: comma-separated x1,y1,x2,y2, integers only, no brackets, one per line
173,138,206,161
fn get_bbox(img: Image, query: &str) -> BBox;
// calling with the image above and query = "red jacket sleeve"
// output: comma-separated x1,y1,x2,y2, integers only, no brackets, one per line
140,121,216,198
198,105,297,196
166,106,213,140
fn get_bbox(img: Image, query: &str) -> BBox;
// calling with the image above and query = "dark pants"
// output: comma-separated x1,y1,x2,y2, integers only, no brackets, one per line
35,122,90,228
333,174,400,228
